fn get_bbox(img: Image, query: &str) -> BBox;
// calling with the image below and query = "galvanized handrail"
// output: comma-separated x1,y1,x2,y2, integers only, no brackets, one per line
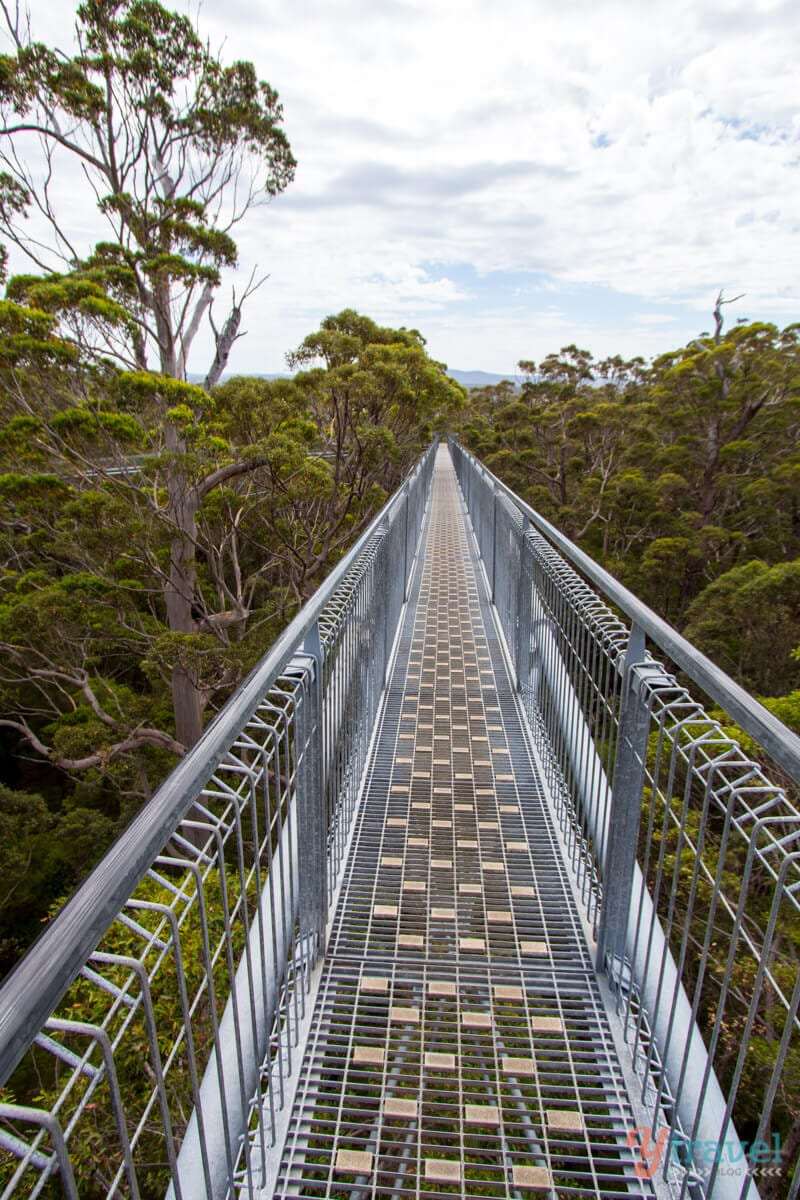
451,442,800,786
451,438,800,1200
0,441,437,1198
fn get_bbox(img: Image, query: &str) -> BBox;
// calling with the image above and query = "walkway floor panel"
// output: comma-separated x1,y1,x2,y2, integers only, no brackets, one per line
269,449,652,1198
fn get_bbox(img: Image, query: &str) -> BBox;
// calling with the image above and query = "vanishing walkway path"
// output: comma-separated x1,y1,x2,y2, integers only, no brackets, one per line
269,448,653,1198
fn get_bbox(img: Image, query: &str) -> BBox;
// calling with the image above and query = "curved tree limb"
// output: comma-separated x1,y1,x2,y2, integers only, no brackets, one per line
0,719,185,771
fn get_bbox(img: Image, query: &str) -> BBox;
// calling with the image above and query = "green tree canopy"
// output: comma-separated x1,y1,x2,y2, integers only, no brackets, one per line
461,309,800,637
0,307,456,975
0,308,459,801
0,0,297,748
684,558,800,696
0,0,295,382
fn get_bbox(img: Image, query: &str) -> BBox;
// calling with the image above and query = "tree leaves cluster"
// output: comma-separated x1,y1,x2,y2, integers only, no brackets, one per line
0,0,464,976
0,0,295,381
0,0,303,757
459,304,800,1192
460,311,800,702
0,307,462,973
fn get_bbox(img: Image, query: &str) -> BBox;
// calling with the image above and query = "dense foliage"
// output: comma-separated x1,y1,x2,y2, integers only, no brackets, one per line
0,0,463,973
1,0,796,1195
459,310,800,709
459,308,800,1196
0,307,463,972
0,0,298,754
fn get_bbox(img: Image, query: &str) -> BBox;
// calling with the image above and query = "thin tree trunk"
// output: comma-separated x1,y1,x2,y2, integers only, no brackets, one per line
164,422,203,749
204,302,242,392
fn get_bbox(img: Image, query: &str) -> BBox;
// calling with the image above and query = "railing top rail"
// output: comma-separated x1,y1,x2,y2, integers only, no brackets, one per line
450,439,800,785
0,442,436,1085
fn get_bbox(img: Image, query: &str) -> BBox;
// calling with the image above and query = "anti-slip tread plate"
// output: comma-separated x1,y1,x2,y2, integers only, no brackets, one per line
268,448,652,1198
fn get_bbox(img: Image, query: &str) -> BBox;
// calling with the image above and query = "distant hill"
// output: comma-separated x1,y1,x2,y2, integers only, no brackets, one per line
190,369,519,389
187,372,290,384
445,370,519,389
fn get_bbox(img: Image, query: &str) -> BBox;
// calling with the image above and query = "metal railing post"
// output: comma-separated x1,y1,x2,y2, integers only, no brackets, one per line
596,623,650,979
380,523,392,684
514,518,532,691
297,621,327,957
490,485,499,603
403,484,411,601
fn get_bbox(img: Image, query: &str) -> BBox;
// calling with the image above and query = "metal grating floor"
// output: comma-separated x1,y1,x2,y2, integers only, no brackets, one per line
268,448,653,1198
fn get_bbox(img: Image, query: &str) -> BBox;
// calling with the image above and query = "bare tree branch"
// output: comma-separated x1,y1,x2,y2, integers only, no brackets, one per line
0,718,185,770
713,289,745,343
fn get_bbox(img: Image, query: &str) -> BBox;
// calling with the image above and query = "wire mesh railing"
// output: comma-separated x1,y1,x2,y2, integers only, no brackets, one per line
0,443,436,1200
450,438,800,1200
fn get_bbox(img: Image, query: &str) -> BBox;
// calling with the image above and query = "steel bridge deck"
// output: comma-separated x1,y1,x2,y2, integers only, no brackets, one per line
267,448,652,1198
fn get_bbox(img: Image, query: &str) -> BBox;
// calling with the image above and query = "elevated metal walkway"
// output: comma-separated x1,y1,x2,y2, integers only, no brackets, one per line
1,441,799,1200
269,448,649,1197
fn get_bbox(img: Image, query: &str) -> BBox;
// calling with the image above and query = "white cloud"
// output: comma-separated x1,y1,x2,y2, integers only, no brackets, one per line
3,0,798,373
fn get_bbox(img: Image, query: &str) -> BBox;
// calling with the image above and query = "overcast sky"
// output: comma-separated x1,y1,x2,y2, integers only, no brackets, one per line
11,0,800,376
